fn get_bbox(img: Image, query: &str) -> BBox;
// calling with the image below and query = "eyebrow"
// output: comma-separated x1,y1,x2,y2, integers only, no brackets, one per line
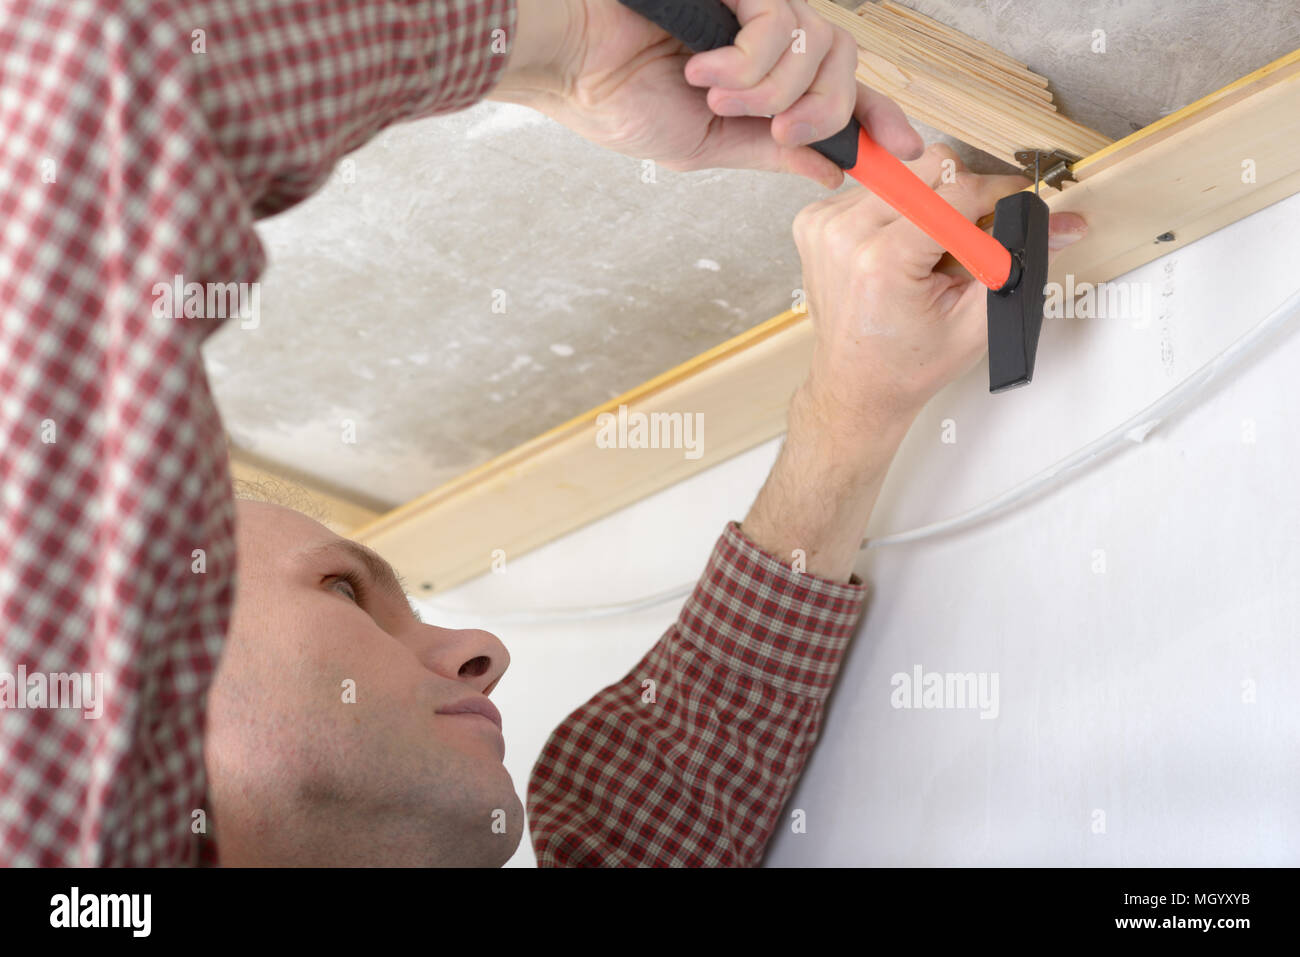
300,539,421,623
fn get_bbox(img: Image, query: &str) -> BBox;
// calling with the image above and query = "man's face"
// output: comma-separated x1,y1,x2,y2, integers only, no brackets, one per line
204,500,522,866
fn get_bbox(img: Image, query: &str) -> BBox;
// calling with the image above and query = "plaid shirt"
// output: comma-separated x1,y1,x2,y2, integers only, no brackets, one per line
1,0,514,867
529,522,866,866
1,0,868,867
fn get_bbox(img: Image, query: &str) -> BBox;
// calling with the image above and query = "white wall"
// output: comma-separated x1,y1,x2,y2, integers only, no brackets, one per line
418,192,1300,867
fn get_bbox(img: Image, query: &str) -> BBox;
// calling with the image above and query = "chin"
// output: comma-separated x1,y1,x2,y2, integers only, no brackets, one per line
476,771,527,867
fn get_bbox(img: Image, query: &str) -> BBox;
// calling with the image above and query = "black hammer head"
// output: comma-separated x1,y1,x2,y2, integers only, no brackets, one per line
987,191,1050,392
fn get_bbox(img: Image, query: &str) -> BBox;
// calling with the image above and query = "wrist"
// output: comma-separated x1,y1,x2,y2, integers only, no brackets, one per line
740,380,914,581
790,375,918,474
490,0,584,104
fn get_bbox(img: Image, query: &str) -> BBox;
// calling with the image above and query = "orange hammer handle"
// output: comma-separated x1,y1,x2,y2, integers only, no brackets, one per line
846,128,1014,291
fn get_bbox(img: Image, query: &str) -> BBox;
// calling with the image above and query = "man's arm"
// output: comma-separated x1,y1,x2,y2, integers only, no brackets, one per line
527,147,1087,866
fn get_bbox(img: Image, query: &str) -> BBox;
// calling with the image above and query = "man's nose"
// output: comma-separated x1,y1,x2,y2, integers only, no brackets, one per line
412,625,510,694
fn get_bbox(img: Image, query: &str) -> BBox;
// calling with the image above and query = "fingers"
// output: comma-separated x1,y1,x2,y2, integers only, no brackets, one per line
909,142,963,189
939,173,1034,223
685,0,801,94
685,114,845,189
791,141,959,239
684,0,923,172
792,180,897,258
768,24,858,147
855,86,924,161
882,168,1031,276
794,145,1090,287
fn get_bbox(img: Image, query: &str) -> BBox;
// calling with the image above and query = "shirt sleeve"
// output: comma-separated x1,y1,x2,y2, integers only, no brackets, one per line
526,522,869,867
0,0,513,867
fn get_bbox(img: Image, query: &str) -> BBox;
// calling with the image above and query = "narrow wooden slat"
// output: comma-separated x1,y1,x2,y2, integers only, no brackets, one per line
809,0,1113,165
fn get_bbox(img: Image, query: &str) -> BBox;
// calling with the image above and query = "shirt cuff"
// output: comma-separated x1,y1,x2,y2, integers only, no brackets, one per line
675,522,869,702
412,0,517,117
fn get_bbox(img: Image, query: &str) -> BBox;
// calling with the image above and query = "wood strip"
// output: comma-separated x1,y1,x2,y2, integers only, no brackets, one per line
809,0,1112,165
1047,49,1300,281
353,46,1300,594
879,1,1041,79
858,3,1052,101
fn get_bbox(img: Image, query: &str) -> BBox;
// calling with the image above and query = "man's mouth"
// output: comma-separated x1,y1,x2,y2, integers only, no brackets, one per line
436,695,503,731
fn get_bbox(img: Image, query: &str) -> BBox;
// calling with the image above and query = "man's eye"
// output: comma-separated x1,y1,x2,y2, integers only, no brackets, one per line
329,573,365,604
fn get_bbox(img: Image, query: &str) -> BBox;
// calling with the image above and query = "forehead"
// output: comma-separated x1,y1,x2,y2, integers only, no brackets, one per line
234,499,416,618
235,499,338,556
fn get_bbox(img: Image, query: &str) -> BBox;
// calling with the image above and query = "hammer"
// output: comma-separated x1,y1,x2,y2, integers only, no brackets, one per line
618,0,1051,393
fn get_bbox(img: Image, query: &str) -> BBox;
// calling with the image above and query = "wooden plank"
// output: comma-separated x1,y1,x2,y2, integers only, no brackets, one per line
355,46,1300,594
1046,48,1300,284
879,1,1039,79
230,447,385,534
809,0,1113,165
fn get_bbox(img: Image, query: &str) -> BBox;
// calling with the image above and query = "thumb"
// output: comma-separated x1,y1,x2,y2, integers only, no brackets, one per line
685,116,847,189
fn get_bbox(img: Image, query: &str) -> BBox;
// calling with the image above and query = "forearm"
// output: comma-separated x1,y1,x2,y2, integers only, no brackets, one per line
742,382,916,581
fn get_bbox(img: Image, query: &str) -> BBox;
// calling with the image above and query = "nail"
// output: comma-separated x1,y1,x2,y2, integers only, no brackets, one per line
1048,230,1085,250
788,122,816,145
1047,214,1087,249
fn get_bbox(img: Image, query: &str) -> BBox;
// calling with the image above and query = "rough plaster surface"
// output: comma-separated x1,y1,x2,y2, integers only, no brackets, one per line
207,102,823,505
203,1,1299,507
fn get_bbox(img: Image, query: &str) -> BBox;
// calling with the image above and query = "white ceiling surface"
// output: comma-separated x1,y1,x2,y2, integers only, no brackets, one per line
203,0,1300,509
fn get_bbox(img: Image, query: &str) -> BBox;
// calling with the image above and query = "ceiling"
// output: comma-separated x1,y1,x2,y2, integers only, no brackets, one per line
204,0,1300,510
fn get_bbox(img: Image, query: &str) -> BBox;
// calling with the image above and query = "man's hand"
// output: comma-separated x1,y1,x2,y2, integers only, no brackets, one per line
492,0,922,189
794,145,1087,430
741,146,1088,580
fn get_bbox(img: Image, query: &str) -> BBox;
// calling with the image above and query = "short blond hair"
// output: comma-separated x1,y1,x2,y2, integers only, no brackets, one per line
232,476,329,524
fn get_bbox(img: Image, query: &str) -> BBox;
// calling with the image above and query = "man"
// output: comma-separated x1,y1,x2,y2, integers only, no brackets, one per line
206,144,1085,865
0,0,1083,865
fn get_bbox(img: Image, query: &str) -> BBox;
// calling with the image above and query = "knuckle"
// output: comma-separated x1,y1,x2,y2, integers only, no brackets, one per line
832,88,856,126
793,199,833,246
823,209,862,248
810,18,835,51
926,142,959,164
935,169,978,204
736,60,766,88
792,203,818,245
832,29,856,70
852,239,887,276
757,81,793,114
746,88,783,118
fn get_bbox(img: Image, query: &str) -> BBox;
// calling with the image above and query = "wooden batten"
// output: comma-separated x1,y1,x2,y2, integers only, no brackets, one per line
809,0,1113,166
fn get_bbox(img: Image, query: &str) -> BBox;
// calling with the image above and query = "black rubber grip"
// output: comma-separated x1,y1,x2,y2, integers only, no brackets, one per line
617,0,741,53
617,0,862,169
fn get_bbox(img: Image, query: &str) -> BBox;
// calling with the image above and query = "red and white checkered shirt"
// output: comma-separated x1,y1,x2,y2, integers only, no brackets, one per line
1,0,514,867
528,522,866,866
1,0,868,867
